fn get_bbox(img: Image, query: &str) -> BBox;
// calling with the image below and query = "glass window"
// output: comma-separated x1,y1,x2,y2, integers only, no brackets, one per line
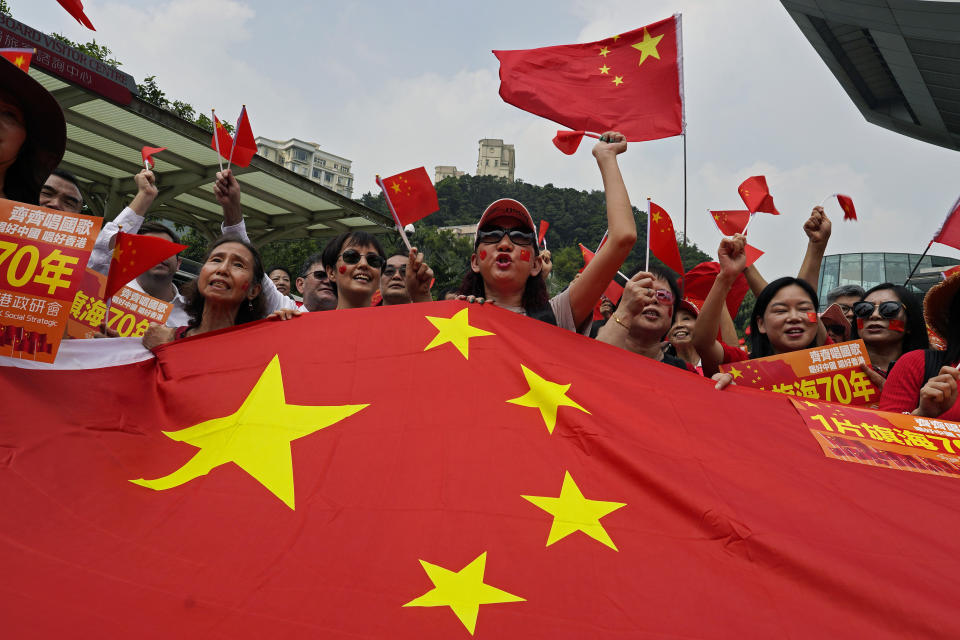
293,149,309,162
884,253,910,287
862,253,884,290
324,172,333,182
820,255,840,305
313,168,322,179
838,253,861,286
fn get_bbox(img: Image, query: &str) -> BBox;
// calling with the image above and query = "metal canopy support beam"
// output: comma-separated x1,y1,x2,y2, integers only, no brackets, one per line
51,86,98,110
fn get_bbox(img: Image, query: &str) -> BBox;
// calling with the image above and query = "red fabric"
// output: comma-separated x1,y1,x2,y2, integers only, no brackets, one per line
56,0,95,30
537,220,550,246
738,176,780,215
552,130,586,155
648,201,684,275
229,106,257,168
933,195,960,251
0,48,34,72
836,194,857,221
880,349,960,421
494,16,683,142
379,167,439,227
210,114,234,162
681,262,749,320
744,243,763,268
579,242,594,266
4,303,960,637
141,146,166,169
710,210,750,236
721,340,749,364
105,231,187,300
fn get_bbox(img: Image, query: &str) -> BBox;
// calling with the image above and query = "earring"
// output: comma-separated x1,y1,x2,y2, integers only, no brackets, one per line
248,299,253,311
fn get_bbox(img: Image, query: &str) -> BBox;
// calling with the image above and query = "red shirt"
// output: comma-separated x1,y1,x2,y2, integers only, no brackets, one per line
880,349,960,421
720,341,748,364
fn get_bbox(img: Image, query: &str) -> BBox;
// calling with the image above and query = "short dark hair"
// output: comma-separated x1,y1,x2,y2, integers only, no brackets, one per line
387,251,408,261
138,221,180,245
182,235,266,330
267,265,292,280
827,284,865,304
750,277,819,358
299,252,324,277
48,168,83,201
861,283,929,354
321,231,385,271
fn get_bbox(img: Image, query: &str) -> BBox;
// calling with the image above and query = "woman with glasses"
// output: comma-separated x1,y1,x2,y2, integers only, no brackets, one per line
458,132,636,331
320,231,388,310
854,284,927,382
595,268,696,371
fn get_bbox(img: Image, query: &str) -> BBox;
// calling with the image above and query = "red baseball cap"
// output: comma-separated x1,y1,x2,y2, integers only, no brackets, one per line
477,198,536,235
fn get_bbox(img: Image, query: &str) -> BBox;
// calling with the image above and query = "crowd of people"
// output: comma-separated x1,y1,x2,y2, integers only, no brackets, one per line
6,55,960,421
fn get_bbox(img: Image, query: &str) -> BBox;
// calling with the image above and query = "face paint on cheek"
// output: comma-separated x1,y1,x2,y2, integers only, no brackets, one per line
338,265,347,274
478,250,487,260
519,249,531,262
857,318,865,330
806,312,818,324
888,319,906,333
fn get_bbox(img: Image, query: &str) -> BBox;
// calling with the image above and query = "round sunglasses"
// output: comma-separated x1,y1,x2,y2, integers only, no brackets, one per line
475,226,536,247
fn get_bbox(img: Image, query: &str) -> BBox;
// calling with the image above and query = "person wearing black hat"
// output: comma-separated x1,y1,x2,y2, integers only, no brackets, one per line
0,57,66,204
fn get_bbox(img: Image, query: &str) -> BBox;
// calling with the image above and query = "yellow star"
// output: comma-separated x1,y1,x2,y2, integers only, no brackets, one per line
507,364,590,434
598,64,610,75
611,34,621,41
423,308,495,360
131,355,368,509
13,55,24,68
522,471,626,550
612,75,624,86
403,552,525,635
728,366,743,380
631,28,664,66
598,46,610,57
652,212,662,223
390,182,402,194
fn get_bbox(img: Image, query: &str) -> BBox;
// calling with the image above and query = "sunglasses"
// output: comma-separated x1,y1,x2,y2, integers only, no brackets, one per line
476,226,536,247
853,300,904,319
306,270,328,281
654,289,675,305
339,250,385,270
383,265,407,278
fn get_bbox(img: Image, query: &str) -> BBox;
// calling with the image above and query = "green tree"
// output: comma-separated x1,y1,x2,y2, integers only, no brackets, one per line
0,1,11,17
49,34,122,68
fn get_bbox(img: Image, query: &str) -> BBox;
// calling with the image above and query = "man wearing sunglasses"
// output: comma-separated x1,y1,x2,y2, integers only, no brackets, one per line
380,253,412,306
295,253,338,312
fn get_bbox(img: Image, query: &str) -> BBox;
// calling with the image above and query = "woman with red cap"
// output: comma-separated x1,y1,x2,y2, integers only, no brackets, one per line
458,132,636,331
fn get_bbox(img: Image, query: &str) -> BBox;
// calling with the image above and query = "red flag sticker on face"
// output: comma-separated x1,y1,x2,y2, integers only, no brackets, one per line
807,312,818,324
888,319,906,333
519,249,531,262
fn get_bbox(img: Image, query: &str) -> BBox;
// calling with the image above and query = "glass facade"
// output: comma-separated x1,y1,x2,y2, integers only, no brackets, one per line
818,252,960,309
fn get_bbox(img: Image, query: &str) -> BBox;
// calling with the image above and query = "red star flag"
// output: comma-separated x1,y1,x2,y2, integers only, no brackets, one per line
56,0,95,30
228,106,258,168
141,146,166,169
710,209,751,236
495,15,684,142
647,201,684,275
932,194,960,251
210,112,234,162
4,304,960,637
835,194,857,221
377,167,439,227
738,176,780,215
105,231,187,300
0,48,34,72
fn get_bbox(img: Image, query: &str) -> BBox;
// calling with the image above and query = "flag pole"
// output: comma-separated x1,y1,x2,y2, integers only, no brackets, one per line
226,105,243,173
376,175,413,252
682,133,688,247
211,109,224,174
677,12,687,247
904,240,934,287
645,198,651,272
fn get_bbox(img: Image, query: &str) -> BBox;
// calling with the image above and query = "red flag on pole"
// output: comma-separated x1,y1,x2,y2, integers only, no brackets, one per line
836,194,857,221
378,167,439,227
0,48,34,72
933,195,960,251
744,243,764,268
141,146,166,169
495,15,684,142
648,201,684,275
228,106,258,168
710,210,751,236
551,130,601,155
537,220,549,247
104,231,187,300
738,176,780,215
56,0,95,30
210,113,234,163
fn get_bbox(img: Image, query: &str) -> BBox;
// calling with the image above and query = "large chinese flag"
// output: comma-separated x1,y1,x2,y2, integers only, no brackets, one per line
3,303,960,638
379,167,439,226
104,231,187,300
494,15,683,142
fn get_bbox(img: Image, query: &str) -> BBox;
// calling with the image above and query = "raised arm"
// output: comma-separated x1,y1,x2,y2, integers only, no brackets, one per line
568,131,637,327
87,169,157,274
692,234,747,377
798,206,831,291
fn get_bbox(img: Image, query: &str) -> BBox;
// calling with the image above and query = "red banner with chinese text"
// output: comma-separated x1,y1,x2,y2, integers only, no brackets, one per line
719,339,880,407
67,267,172,339
0,199,101,362
792,398,960,479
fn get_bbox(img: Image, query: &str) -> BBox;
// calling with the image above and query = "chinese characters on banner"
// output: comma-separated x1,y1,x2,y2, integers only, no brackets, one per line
66,268,172,339
719,339,880,407
0,199,101,363
792,398,960,479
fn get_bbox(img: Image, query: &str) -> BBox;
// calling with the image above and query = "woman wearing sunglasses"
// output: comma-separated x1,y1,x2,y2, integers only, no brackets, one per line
880,273,960,419
321,231,389,309
853,284,927,383
458,132,636,331
596,268,696,371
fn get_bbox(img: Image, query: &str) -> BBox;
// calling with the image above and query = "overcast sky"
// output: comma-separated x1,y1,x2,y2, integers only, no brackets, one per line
15,0,960,278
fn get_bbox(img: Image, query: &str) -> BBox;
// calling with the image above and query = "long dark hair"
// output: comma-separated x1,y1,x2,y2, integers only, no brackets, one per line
749,277,819,358
861,283,929,354
183,235,267,329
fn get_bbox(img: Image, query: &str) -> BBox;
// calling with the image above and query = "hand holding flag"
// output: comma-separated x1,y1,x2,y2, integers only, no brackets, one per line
552,130,601,155
141,146,167,170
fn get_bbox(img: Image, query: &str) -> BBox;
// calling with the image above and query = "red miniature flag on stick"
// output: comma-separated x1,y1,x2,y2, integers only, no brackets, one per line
377,167,439,251
738,176,780,215
647,200,684,275
104,232,187,300
141,146,166,170
227,106,258,170
0,48,34,72
537,220,550,248
709,210,751,236
836,194,857,221
933,195,960,251
56,0,95,30
552,130,601,155
495,15,684,142
210,110,232,173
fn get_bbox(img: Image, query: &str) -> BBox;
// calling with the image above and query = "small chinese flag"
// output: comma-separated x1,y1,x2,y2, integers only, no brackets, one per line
495,15,684,142
648,201,684,275
579,242,595,267
0,48,34,72
56,0,95,30
210,113,234,162
229,106,258,168
738,176,780,215
709,210,751,236
836,194,857,221
933,195,960,252
378,167,439,227
537,220,550,247
552,130,603,155
141,146,166,169
104,231,187,300
744,243,764,269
